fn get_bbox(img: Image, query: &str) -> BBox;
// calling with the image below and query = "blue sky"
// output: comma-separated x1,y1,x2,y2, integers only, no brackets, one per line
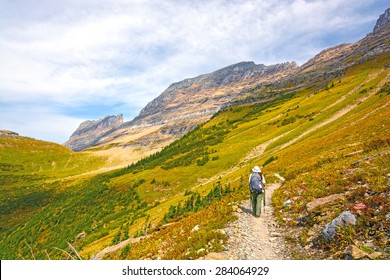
0,0,388,144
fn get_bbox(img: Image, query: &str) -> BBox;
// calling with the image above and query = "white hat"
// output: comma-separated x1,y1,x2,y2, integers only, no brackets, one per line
252,166,261,173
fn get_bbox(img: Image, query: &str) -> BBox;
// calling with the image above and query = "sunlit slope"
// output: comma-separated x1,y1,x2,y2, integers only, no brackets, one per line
0,135,106,239
1,54,389,259
107,54,390,259
0,135,105,178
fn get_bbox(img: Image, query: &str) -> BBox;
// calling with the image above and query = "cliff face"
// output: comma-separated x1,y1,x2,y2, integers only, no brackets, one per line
135,62,297,125
373,8,390,34
64,114,123,151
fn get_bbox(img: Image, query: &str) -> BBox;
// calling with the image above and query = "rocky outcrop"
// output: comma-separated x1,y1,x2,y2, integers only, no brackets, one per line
373,8,390,34
64,114,123,151
0,130,19,137
306,193,346,212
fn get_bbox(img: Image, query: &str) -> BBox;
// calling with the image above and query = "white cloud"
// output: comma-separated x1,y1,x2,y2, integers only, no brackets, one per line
0,0,387,143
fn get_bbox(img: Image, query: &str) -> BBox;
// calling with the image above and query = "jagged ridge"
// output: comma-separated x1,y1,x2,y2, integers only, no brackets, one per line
64,114,123,151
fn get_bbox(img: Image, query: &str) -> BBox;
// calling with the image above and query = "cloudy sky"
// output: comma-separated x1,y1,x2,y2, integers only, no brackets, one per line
0,0,388,143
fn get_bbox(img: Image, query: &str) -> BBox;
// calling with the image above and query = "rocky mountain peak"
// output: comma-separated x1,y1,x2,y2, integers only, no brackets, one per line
136,61,298,121
216,61,258,73
373,8,390,34
64,114,123,151
71,114,123,136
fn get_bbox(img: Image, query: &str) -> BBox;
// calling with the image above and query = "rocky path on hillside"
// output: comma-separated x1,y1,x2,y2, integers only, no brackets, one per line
203,178,290,260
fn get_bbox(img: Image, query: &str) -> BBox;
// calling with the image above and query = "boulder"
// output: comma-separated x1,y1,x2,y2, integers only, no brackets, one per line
197,248,206,255
283,200,292,207
191,224,200,233
76,231,87,240
321,211,356,242
306,193,345,212
363,241,375,248
368,252,382,260
350,245,368,260
203,252,229,260
215,229,226,235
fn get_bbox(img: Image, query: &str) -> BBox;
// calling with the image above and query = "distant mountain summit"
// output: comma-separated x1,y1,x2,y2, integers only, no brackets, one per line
64,114,123,151
299,8,390,83
373,8,390,34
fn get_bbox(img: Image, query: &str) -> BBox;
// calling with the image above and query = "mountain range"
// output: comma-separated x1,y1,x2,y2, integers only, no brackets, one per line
64,61,299,157
64,8,390,168
1,8,389,260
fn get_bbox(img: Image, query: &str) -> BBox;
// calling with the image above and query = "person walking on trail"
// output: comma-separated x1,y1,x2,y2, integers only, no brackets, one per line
249,166,266,217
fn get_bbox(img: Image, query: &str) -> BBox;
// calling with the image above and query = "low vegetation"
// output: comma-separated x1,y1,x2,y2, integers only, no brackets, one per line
1,54,389,260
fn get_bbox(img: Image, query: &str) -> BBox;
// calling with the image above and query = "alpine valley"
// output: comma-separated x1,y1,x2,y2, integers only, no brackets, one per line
1,9,389,260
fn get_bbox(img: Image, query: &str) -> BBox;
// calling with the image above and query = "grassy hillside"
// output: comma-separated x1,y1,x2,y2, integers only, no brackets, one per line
1,54,389,260
0,136,106,252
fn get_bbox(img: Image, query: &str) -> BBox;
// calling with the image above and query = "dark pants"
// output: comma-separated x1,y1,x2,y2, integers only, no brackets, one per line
251,191,264,217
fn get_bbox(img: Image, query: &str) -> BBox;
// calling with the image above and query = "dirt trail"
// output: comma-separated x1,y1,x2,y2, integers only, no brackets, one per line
226,181,287,259
204,178,288,260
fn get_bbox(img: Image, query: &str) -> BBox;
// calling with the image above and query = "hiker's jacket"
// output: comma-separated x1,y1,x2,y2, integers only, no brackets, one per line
249,172,265,193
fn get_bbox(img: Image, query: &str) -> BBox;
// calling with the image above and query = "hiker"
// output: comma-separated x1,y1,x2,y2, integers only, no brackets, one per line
249,166,266,217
